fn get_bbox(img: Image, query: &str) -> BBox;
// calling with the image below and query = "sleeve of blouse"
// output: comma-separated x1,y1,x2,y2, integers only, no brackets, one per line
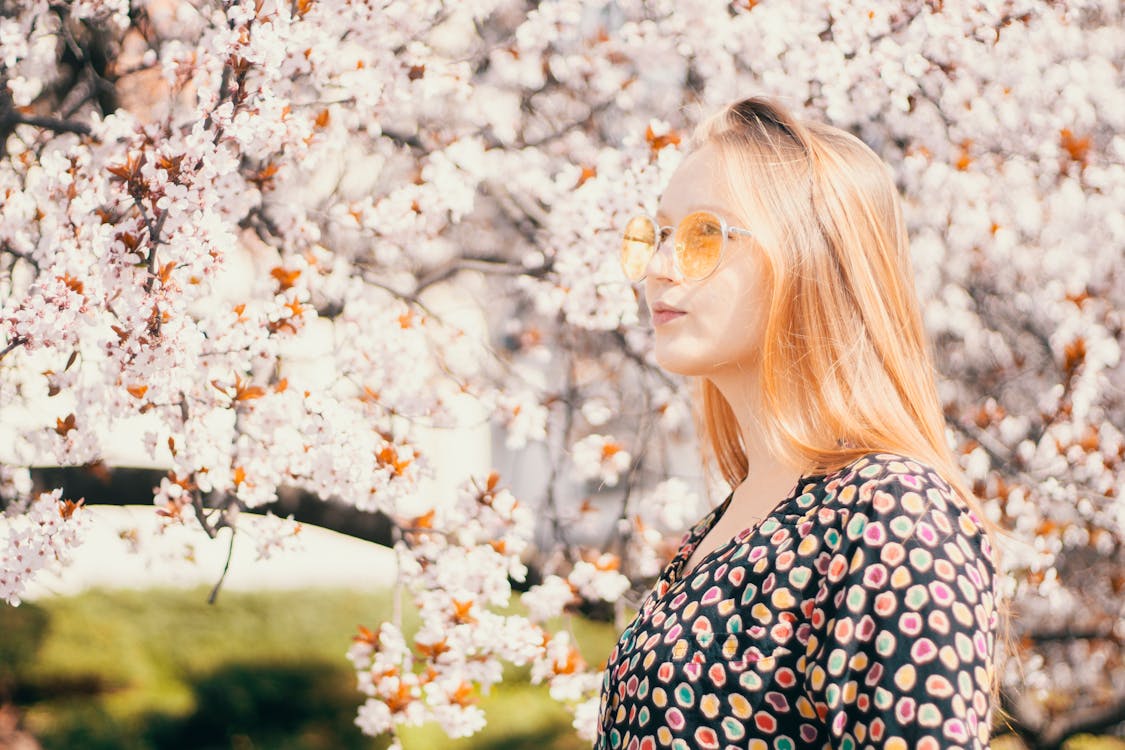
802,466,998,750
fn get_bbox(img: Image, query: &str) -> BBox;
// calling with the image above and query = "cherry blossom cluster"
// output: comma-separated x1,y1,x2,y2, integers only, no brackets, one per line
347,472,625,743
0,488,89,606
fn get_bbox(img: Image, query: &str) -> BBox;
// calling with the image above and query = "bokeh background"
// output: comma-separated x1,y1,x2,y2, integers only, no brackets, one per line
1,0,1123,748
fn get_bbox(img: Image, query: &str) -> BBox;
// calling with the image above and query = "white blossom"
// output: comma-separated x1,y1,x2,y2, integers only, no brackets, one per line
570,433,632,488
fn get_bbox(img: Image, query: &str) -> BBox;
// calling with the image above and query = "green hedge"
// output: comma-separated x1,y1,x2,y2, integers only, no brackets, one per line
0,587,617,750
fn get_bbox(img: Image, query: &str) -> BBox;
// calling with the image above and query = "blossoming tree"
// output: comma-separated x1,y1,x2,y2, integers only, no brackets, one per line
1,0,1122,747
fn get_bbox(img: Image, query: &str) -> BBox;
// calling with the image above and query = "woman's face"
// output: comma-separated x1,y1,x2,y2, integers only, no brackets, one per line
644,144,770,378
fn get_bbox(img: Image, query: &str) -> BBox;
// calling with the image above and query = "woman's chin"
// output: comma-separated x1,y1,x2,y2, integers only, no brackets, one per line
651,343,710,377
653,340,759,379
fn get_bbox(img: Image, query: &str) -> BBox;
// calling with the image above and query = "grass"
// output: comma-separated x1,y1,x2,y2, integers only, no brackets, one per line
6,588,1121,750
0,587,618,750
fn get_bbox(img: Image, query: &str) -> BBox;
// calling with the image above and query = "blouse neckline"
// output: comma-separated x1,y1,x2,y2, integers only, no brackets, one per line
665,466,835,586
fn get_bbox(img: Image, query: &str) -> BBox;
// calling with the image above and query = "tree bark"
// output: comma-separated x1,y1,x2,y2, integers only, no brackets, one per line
25,465,397,547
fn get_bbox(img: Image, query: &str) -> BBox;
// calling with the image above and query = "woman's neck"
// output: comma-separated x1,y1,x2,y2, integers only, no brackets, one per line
704,364,812,504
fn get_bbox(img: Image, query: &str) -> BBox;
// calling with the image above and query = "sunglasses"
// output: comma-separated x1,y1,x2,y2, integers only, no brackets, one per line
620,210,754,282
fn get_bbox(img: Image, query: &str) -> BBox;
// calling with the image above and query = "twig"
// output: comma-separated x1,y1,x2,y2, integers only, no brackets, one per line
413,255,551,296
189,486,220,538
391,525,404,629
179,393,220,538
543,344,577,548
0,336,26,362
207,526,236,604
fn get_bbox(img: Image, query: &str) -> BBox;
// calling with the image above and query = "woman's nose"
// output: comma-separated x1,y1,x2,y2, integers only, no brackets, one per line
644,236,676,281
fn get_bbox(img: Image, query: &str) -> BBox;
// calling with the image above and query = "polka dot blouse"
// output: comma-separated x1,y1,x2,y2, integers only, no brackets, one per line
595,452,997,750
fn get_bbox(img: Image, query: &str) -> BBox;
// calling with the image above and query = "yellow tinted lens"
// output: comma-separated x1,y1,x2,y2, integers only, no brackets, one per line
675,211,724,279
621,216,657,281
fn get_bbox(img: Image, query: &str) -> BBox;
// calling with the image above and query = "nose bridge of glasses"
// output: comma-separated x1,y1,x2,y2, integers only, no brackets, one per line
644,224,677,278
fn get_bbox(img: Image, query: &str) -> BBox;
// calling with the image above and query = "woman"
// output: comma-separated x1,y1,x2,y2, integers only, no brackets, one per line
597,97,1003,750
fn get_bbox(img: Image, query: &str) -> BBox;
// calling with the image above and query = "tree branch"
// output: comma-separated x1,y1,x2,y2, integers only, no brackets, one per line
0,107,92,136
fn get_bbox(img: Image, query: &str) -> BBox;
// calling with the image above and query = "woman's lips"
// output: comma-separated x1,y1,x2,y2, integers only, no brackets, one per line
652,309,686,326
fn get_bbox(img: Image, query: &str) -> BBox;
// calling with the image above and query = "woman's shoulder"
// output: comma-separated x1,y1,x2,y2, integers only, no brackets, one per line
811,450,965,509
797,451,991,557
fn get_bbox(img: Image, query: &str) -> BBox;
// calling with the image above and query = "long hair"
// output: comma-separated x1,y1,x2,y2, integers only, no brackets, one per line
686,96,1011,714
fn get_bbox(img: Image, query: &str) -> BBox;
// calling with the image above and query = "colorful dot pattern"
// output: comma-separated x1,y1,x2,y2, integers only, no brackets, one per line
594,452,997,750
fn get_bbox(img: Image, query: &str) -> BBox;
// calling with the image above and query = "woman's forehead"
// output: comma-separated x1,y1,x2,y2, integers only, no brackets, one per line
655,202,733,223
655,145,734,221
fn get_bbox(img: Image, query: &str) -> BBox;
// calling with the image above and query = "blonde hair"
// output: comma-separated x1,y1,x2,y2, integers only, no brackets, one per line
686,96,1012,715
